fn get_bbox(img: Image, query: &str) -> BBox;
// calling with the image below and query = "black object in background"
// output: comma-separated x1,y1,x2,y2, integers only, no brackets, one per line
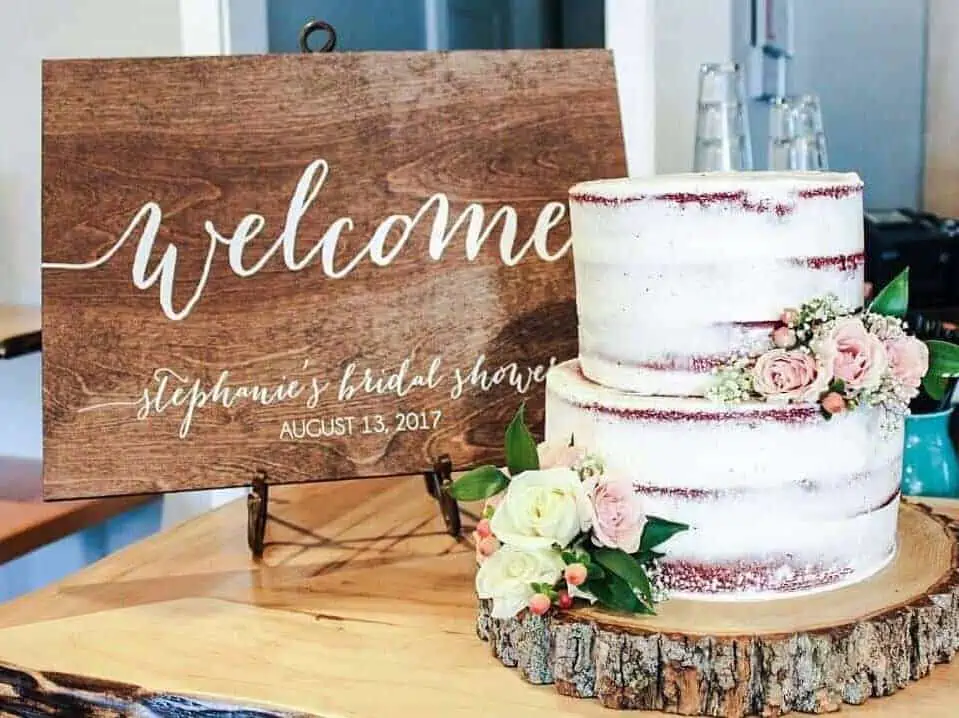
865,209,959,310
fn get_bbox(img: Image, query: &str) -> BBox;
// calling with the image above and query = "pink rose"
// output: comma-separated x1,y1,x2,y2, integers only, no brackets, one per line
751,349,832,402
821,317,887,391
586,477,645,554
884,336,929,391
537,440,586,470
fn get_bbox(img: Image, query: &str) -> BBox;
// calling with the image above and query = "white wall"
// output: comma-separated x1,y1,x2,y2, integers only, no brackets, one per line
605,0,656,177
652,0,734,174
604,0,735,176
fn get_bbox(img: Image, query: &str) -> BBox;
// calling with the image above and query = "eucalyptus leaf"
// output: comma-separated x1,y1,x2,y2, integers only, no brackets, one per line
505,403,539,476
446,465,510,501
639,515,690,552
592,548,653,607
867,267,909,318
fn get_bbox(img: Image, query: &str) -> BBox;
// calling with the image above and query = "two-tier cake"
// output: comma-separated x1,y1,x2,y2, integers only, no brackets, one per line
544,171,902,600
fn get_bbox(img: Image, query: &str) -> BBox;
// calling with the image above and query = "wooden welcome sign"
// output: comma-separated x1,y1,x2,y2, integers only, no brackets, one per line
40,50,626,499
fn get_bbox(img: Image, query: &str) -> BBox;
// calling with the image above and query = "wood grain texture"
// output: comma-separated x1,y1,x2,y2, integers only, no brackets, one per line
923,0,959,216
0,482,958,716
478,502,959,716
40,50,626,500
0,662,308,717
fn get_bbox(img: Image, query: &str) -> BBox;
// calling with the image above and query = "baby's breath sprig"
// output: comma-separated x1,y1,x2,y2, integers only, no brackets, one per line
705,360,753,403
793,293,852,345
862,312,907,341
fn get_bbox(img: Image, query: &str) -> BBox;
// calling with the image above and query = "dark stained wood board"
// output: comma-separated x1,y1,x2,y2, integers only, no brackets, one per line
40,50,627,499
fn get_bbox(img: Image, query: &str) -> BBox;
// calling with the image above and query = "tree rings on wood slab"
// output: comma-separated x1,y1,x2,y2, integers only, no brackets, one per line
475,501,959,716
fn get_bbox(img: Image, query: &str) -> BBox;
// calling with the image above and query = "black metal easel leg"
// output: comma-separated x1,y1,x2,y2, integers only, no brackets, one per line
247,471,270,558
424,455,461,537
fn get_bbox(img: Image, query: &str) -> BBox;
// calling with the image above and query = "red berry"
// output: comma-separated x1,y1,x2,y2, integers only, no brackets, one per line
557,591,574,610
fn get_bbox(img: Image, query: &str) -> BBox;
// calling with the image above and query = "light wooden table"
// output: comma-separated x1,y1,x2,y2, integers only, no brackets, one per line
0,457,152,565
0,476,956,716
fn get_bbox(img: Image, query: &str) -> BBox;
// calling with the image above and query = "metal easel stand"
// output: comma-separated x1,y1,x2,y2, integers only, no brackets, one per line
246,455,462,559
245,20,462,558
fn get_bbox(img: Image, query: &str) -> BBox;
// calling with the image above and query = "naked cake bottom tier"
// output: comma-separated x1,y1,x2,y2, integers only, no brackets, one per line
544,359,904,600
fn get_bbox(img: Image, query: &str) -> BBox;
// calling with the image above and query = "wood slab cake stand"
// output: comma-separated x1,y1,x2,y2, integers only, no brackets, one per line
478,502,959,717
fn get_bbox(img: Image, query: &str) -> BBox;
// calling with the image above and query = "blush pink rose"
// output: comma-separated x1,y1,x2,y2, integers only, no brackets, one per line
821,317,887,391
586,477,645,554
884,336,929,391
537,440,586,470
751,349,832,402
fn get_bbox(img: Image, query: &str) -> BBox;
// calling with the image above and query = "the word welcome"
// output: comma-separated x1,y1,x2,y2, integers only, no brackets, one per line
43,159,570,321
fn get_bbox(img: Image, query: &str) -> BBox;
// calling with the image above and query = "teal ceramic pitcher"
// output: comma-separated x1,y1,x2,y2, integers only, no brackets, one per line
901,407,959,498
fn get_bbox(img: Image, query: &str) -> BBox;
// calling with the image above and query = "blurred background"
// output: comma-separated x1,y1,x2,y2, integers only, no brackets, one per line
0,0,955,596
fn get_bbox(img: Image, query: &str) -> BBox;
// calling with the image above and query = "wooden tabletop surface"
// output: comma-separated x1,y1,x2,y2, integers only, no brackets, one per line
0,477,957,716
0,457,151,564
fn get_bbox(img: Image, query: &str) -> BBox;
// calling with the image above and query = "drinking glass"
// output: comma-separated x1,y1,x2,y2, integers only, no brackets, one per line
767,94,829,170
693,63,753,171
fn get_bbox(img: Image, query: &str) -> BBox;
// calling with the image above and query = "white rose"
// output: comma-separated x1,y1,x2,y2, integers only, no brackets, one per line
489,468,592,550
476,545,565,618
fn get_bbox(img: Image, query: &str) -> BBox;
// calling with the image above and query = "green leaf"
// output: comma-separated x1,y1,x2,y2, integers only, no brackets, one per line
926,340,959,380
639,516,690,552
561,550,577,565
585,573,648,614
868,268,909,318
530,582,558,600
505,403,539,476
446,465,510,501
585,562,606,580
923,371,950,401
829,378,846,394
591,548,653,608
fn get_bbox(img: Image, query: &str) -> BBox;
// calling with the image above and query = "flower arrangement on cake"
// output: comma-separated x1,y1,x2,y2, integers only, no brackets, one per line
706,269,959,421
447,405,688,619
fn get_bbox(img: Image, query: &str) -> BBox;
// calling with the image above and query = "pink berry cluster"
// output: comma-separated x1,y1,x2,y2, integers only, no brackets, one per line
528,563,588,615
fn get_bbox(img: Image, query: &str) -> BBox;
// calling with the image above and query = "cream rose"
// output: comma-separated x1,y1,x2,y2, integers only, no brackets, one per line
586,476,646,553
537,439,587,470
884,336,929,391
489,468,592,550
475,545,565,618
751,348,832,401
820,316,887,390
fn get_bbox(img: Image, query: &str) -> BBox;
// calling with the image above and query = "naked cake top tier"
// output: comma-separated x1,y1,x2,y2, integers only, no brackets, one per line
568,171,865,396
